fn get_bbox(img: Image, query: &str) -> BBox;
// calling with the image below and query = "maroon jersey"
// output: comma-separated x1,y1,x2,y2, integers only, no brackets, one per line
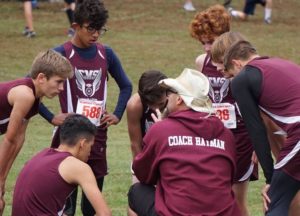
140,102,155,137
202,55,255,182
12,148,75,216
0,78,39,135
52,42,108,178
248,57,300,180
133,110,241,216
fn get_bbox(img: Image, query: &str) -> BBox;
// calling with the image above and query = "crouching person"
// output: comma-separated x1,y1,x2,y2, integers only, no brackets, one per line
12,114,111,216
128,68,241,216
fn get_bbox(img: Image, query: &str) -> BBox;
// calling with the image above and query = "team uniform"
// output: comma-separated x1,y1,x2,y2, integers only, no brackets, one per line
0,78,39,135
39,42,132,215
129,109,241,216
140,102,155,137
12,148,75,216
201,55,256,182
231,56,300,215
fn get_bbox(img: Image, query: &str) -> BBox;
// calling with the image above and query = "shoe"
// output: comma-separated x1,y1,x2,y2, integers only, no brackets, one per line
26,31,36,38
223,0,232,8
264,18,272,24
67,28,75,37
22,27,29,36
183,2,196,11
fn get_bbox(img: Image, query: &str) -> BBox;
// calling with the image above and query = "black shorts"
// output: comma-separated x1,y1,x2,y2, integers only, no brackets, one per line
128,183,157,216
266,170,300,215
243,0,266,15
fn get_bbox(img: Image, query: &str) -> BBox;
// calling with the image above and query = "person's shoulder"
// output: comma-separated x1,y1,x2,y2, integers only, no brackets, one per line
195,53,207,71
127,94,143,115
127,93,141,107
12,84,35,102
59,156,91,184
53,44,65,55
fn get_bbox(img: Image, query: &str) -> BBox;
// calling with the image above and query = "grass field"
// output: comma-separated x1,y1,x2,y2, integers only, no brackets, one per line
1,0,300,215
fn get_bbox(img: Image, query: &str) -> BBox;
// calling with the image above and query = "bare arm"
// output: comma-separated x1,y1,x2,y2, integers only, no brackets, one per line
60,158,111,216
0,86,34,212
126,94,144,158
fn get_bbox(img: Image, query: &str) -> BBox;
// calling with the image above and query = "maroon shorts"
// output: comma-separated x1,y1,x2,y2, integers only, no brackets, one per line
232,127,258,183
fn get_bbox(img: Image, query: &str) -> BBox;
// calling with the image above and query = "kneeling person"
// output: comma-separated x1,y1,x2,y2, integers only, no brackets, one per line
12,114,111,216
128,68,241,216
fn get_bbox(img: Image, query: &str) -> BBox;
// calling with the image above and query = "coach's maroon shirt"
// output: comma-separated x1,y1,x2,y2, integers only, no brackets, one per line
133,109,240,216
12,148,75,216
0,78,39,135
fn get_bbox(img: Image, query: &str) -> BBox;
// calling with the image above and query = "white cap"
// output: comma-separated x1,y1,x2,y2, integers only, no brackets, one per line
159,68,213,113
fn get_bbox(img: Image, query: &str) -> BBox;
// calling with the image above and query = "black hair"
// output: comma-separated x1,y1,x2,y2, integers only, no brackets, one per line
138,70,167,105
60,114,97,146
74,0,108,29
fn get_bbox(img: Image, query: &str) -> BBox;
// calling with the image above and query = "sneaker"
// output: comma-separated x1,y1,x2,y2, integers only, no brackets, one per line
223,0,232,8
183,2,196,12
26,31,36,38
67,28,75,37
22,27,29,36
264,18,272,24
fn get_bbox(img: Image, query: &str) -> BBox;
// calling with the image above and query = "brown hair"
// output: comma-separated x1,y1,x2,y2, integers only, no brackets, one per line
138,70,167,105
190,4,230,43
30,50,73,79
224,40,257,71
211,31,247,64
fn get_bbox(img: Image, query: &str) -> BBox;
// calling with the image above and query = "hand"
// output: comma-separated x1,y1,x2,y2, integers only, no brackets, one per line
262,184,271,213
51,113,73,126
151,109,163,123
100,112,120,128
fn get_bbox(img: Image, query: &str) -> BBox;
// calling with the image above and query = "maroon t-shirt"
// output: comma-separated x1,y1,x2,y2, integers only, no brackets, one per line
133,109,241,216
0,78,39,135
202,55,255,182
12,148,75,216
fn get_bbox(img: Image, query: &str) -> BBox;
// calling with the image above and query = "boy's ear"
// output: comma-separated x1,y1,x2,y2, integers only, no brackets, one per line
71,22,80,29
36,73,47,82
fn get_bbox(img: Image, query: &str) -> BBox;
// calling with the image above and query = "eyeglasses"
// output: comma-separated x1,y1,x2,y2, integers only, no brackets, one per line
82,25,108,36
166,89,177,97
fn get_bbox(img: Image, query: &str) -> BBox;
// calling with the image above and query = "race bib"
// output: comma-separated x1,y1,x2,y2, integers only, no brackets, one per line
76,98,103,126
212,103,236,129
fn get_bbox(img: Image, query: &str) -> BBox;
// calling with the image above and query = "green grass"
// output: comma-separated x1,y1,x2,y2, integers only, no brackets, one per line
1,0,300,215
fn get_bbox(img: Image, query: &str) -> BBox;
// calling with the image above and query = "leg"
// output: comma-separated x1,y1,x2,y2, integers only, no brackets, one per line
64,0,75,37
128,183,156,216
266,170,300,216
81,177,104,216
63,188,78,216
23,1,33,31
289,191,300,216
264,0,272,23
232,181,250,216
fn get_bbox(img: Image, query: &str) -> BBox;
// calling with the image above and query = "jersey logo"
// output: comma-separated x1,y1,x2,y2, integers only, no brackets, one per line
74,67,102,97
208,77,230,103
